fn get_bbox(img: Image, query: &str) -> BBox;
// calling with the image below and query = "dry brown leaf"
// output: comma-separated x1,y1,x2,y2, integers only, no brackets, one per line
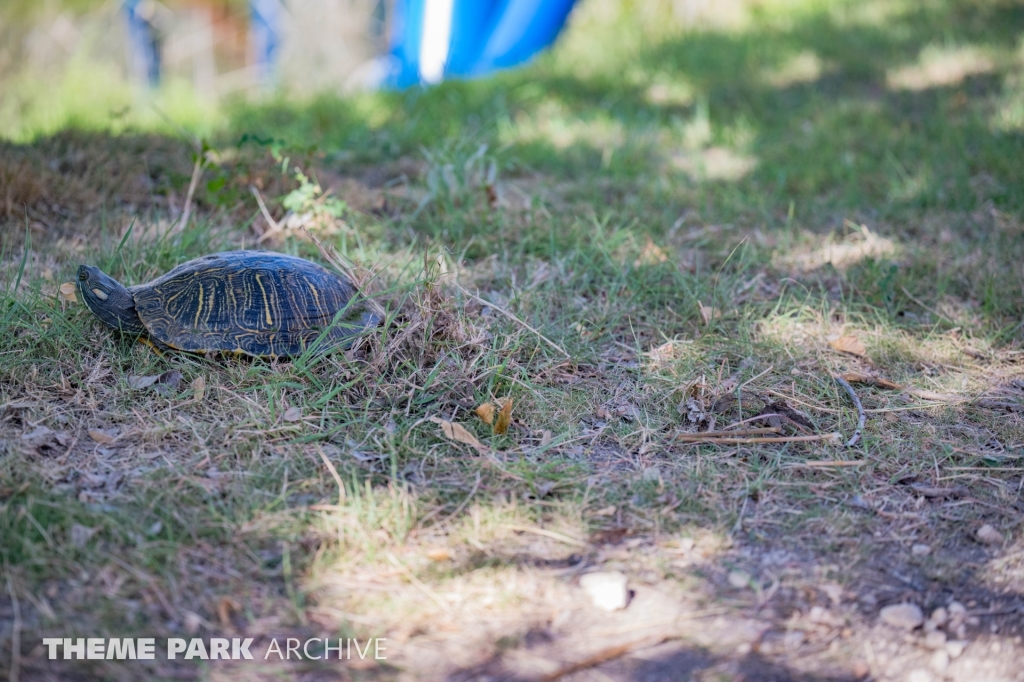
58,282,78,304
474,402,496,425
829,335,867,357
191,376,206,403
429,417,488,454
282,406,302,422
88,429,115,444
634,238,669,266
494,397,513,435
217,596,240,627
697,301,718,325
425,548,452,561
841,372,901,390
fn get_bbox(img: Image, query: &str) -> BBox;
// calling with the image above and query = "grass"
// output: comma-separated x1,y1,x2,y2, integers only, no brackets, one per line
2,0,1024,680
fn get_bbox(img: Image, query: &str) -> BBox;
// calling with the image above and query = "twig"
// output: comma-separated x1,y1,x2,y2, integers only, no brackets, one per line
456,283,570,359
541,634,678,681
502,524,588,547
6,568,20,682
249,185,282,242
833,374,866,447
721,414,783,430
385,552,452,613
676,433,842,445
179,154,205,230
785,460,865,468
676,427,781,440
317,445,346,505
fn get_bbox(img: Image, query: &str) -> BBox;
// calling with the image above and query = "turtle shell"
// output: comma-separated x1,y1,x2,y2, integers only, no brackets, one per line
130,251,379,357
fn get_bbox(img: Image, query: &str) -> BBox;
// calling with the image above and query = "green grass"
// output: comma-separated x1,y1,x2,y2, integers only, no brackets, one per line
2,0,1024,680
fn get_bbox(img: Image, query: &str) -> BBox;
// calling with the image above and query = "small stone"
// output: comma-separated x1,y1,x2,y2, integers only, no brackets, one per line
911,543,931,556
924,631,947,649
976,524,1004,545
728,570,752,589
929,650,950,672
906,669,933,682
852,662,870,678
783,630,806,650
929,607,948,627
944,640,967,658
880,602,924,630
579,571,629,611
947,601,966,620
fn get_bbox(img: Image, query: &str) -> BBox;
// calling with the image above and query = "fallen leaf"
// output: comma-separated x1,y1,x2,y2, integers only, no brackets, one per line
474,402,496,425
283,406,302,422
539,430,552,448
127,374,160,390
426,548,452,561
191,376,206,403
841,371,901,389
70,523,98,547
697,301,718,325
152,370,183,396
829,335,867,357
88,429,116,444
217,596,240,627
58,282,78,303
429,417,488,454
634,238,669,266
494,397,513,435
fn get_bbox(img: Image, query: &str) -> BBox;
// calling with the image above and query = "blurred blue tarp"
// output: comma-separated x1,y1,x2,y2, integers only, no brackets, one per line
385,0,578,88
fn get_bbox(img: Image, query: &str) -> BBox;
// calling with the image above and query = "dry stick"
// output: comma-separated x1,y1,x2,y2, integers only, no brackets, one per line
178,155,205,231
833,374,866,447
317,446,346,505
721,413,783,430
541,634,677,682
676,433,841,445
6,569,20,682
455,283,570,359
502,524,588,547
250,185,282,241
676,427,781,439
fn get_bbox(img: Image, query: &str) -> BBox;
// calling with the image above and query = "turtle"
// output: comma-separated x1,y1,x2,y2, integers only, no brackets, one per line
76,250,381,358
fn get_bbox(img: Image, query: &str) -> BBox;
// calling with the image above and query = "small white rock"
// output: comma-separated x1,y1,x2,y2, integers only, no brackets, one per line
728,569,752,589
944,640,967,658
911,543,931,556
906,668,933,682
923,630,947,649
976,524,1004,545
579,571,629,611
929,606,948,627
880,602,925,630
929,649,950,673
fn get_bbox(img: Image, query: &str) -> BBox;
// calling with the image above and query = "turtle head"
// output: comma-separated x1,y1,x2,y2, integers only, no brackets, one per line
77,265,145,336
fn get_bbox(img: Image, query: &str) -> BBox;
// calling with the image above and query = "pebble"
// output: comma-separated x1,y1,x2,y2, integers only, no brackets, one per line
945,640,967,658
728,569,752,589
929,606,948,627
906,668,933,682
924,631,947,649
579,571,630,611
880,602,925,630
929,649,950,672
911,543,931,556
976,524,1004,545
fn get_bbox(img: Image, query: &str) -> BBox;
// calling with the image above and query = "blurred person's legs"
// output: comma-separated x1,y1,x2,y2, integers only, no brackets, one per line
250,0,284,87
123,0,162,87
